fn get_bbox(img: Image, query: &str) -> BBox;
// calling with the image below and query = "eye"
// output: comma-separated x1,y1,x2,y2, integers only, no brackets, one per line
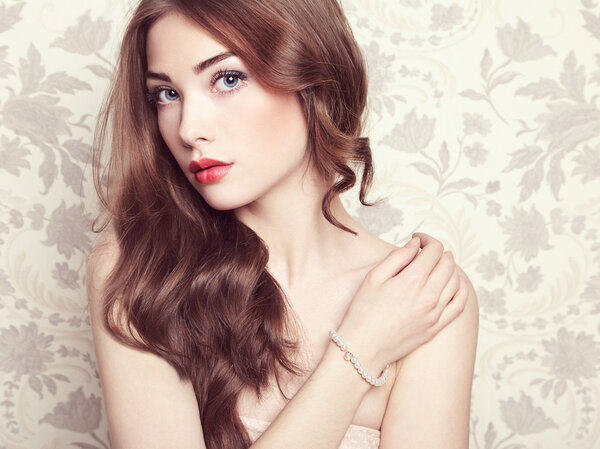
210,70,248,94
147,87,180,106
158,88,179,103
219,74,240,89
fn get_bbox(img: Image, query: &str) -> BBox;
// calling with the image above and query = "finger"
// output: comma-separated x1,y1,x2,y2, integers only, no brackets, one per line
424,251,457,302
431,265,460,316
367,237,421,283
412,232,438,247
431,275,469,333
401,233,444,281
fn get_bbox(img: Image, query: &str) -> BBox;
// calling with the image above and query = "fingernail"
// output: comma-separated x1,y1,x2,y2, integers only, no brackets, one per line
405,237,419,248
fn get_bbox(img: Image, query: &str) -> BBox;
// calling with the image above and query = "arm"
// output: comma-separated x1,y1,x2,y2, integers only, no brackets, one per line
87,231,206,449
88,235,372,449
379,267,479,449
87,231,466,449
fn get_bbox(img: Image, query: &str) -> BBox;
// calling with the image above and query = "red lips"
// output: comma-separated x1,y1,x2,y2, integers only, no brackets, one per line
189,158,231,172
189,158,233,184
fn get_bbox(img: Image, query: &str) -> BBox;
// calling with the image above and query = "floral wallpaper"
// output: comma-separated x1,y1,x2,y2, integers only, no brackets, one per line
0,1,599,448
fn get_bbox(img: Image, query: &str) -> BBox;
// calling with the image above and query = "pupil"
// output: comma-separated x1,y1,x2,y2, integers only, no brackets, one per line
225,76,237,87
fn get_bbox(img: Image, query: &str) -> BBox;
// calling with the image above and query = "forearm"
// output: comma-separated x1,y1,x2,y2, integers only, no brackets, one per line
250,343,372,449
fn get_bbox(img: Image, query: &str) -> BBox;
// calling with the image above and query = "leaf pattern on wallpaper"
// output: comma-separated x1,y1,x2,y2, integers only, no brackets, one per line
51,11,111,57
460,19,555,123
0,45,14,78
380,109,480,205
500,392,558,434
27,203,46,231
581,9,600,39
591,53,600,85
85,63,113,79
0,135,30,176
383,108,435,153
39,387,102,433
363,41,406,117
513,51,600,201
0,268,15,296
64,139,93,163
0,8,111,443
0,43,95,196
0,2,24,33
472,392,558,449
572,143,600,183
40,72,93,95
39,386,108,449
497,19,555,62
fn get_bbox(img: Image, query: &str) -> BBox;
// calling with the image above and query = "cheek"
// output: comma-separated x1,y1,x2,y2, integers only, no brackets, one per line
236,93,307,158
157,108,184,162
157,108,180,145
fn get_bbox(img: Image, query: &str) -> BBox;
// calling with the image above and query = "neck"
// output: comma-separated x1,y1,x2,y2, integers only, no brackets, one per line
234,168,362,293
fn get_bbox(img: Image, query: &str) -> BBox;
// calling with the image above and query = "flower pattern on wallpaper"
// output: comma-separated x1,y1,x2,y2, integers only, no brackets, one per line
471,391,558,448
0,3,112,448
39,387,107,449
1,1,599,449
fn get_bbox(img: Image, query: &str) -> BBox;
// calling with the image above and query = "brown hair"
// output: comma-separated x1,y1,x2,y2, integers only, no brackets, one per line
93,0,373,447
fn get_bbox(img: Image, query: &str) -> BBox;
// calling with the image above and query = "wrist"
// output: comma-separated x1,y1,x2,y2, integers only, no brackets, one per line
334,326,388,375
317,343,373,395
329,330,390,387
328,330,391,387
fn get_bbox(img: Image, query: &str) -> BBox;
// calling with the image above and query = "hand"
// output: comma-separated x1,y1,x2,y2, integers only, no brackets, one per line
336,233,469,372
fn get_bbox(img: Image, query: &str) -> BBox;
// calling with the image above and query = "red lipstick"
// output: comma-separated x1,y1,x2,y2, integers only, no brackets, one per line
189,158,233,184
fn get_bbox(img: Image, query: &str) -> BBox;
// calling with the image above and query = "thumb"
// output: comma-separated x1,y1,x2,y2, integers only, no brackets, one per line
368,237,420,282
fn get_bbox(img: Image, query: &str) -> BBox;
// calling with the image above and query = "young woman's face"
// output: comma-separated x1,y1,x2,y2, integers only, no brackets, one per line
146,13,310,211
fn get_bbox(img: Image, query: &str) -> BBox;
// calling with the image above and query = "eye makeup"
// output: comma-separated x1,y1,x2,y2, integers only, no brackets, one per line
145,64,250,107
146,86,179,106
209,69,249,95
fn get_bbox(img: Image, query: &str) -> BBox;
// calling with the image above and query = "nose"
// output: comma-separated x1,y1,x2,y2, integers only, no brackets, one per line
178,94,216,148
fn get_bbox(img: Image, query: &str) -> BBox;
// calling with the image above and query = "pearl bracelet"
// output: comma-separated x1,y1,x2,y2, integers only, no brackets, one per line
329,330,390,387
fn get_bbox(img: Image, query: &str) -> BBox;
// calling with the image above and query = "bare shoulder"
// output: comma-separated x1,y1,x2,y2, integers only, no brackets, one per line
85,227,205,448
378,262,478,448
452,264,479,338
85,228,125,340
86,227,120,299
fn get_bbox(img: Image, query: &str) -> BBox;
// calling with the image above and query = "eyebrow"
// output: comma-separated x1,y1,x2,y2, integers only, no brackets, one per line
146,51,236,82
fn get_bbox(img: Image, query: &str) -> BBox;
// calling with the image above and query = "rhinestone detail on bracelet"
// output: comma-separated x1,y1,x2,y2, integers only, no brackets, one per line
329,330,390,387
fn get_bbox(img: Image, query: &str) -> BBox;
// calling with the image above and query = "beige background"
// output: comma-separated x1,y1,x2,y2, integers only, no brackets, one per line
1,0,599,448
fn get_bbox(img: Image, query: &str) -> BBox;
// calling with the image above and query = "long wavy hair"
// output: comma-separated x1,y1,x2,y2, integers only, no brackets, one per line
93,0,373,447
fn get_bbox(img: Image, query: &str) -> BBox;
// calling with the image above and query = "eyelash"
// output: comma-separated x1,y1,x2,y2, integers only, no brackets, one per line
210,69,248,94
146,69,249,107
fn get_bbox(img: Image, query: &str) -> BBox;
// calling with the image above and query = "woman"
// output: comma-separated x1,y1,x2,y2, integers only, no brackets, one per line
87,0,479,448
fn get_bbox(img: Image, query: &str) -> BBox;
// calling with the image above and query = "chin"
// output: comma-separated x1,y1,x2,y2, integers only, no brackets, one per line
199,191,252,212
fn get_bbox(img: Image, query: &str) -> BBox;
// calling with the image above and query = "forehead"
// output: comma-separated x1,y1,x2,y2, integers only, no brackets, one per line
146,13,228,69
